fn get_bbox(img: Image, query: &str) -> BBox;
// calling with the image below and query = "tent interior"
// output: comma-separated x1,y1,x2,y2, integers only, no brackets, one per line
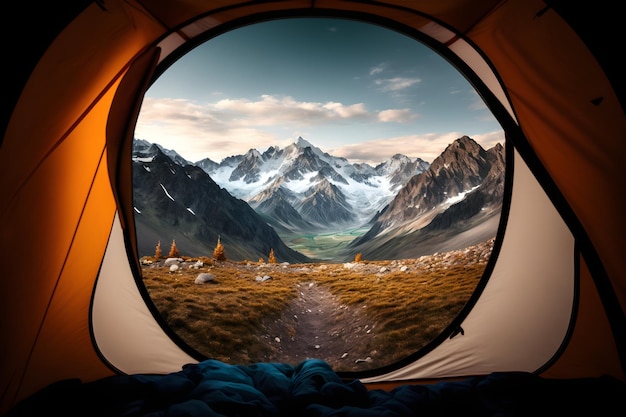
1,0,625,416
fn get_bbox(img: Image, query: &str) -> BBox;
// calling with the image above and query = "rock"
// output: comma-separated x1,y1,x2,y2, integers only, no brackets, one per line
164,257,183,266
195,273,215,284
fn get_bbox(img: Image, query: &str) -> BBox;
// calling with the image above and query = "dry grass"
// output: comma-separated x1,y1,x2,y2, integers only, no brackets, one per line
141,239,492,371
142,262,297,362
319,261,485,363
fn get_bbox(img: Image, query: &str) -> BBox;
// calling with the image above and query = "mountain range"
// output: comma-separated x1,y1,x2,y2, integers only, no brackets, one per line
196,137,430,233
132,135,504,262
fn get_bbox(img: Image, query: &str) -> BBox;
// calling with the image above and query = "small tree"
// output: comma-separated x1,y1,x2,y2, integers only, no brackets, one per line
268,248,276,264
155,241,162,259
168,239,180,258
354,252,362,263
213,235,226,261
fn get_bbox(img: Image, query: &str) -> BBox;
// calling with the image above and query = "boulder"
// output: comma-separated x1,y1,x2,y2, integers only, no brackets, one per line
195,273,215,284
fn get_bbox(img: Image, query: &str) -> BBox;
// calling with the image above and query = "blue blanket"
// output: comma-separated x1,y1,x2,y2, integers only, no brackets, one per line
6,359,625,416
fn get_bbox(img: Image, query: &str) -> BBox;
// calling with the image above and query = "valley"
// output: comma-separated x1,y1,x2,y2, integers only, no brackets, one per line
278,225,371,260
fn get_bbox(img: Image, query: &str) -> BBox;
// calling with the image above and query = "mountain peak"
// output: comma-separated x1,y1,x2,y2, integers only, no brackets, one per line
244,148,263,160
295,136,314,149
448,135,481,152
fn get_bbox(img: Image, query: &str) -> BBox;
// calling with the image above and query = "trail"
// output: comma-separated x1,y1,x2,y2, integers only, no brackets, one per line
259,281,378,372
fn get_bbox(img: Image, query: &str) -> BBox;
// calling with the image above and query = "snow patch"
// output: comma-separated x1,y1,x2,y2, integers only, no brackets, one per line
160,183,175,201
444,185,479,206
133,156,155,163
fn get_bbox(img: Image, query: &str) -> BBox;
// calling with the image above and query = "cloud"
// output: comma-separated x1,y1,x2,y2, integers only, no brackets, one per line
328,131,504,165
135,96,502,164
369,63,385,76
367,62,420,93
377,109,416,123
375,77,421,92
135,96,416,162
139,95,373,129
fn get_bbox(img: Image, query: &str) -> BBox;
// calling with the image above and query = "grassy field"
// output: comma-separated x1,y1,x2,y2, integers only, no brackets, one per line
140,239,493,372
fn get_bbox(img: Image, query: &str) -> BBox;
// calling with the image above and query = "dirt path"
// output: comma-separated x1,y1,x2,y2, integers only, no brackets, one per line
260,281,378,372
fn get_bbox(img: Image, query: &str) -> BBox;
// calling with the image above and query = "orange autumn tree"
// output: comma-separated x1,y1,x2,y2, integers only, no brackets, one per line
213,235,226,261
168,239,180,258
155,241,163,260
268,248,276,264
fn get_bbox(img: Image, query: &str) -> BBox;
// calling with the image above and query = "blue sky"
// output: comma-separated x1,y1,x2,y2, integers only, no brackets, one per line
135,18,504,165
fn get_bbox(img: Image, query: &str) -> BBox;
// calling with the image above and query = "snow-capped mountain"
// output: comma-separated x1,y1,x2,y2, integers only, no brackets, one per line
196,137,429,231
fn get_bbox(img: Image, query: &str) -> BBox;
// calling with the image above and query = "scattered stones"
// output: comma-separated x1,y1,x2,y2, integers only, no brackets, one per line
189,260,204,269
169,264,179,273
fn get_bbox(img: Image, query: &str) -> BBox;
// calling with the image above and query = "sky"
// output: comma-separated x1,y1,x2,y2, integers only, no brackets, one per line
135,18,504,165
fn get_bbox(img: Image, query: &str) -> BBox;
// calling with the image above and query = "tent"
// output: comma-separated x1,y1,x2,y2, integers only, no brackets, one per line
1,0,624,414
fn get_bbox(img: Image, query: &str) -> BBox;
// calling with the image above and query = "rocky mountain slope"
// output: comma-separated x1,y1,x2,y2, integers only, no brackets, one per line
132,141,310,262
348,136,505,259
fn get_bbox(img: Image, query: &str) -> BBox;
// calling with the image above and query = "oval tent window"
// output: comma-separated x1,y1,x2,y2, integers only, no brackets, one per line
132,17,505,373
